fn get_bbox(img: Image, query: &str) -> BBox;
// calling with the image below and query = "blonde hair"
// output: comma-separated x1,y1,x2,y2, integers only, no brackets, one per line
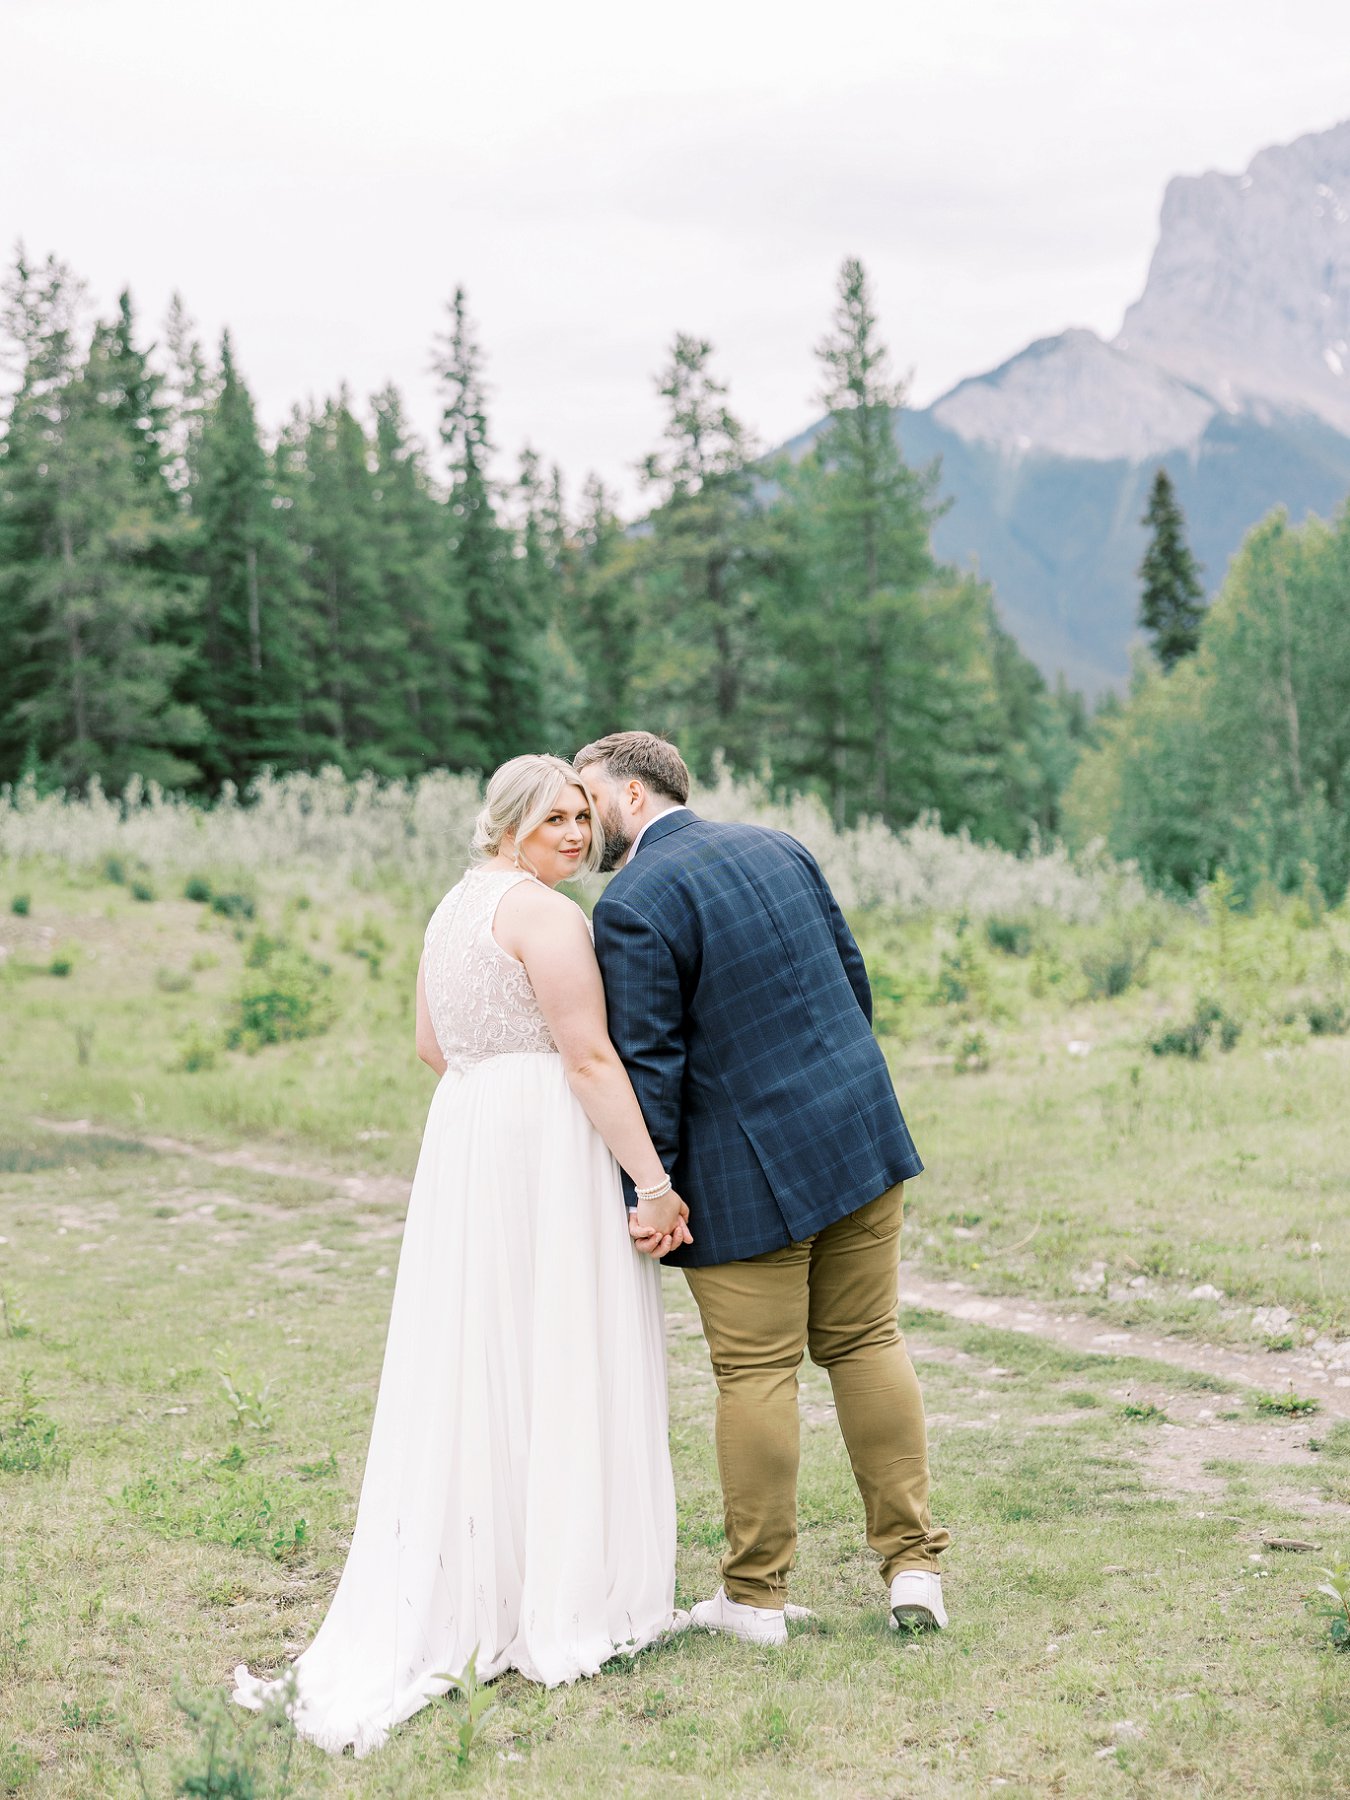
471,754,605,876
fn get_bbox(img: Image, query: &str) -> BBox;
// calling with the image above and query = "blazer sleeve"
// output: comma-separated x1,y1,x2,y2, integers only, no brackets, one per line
790,841,873,1025
591,893,687,1206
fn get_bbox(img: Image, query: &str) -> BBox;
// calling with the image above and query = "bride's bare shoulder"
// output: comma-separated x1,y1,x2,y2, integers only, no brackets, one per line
495,879,592,952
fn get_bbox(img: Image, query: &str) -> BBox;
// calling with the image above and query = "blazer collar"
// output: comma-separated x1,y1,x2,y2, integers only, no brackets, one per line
631,807,698,858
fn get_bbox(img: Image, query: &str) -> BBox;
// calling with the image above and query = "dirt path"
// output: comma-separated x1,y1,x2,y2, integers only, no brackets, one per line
37,1115,1350,1424
902,1272,1350,1422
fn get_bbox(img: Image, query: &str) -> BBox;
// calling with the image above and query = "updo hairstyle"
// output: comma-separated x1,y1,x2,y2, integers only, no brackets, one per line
470,754,605,876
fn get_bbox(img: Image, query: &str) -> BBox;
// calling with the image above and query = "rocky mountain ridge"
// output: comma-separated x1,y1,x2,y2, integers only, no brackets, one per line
804,118,1350,691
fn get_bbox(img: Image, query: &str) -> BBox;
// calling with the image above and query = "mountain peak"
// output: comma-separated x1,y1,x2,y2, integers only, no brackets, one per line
931,326,1215,463
1116,116,1350,432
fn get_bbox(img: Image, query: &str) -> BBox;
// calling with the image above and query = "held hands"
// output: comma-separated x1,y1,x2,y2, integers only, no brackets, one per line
629,1189,693,1260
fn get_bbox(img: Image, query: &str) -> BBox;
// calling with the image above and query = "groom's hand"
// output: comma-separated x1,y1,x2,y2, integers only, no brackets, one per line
630,1190,692,1259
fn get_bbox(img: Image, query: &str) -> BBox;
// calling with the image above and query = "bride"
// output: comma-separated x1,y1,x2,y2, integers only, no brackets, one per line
232,755,691,1756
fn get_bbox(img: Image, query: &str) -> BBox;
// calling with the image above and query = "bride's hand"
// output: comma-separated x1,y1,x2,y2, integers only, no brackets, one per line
630,1191,692,1259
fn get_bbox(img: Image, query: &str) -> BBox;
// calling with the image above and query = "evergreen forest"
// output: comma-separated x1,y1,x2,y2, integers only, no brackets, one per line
2,246,1347,901
0,252,1083,851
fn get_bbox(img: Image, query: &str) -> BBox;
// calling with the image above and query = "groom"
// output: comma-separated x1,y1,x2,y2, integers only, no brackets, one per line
574,730,950,1643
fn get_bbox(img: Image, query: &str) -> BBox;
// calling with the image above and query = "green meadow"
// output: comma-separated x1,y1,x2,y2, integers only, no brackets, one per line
2,790,1348,1796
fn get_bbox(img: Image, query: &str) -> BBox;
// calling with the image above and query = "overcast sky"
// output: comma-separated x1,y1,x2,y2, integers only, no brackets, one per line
5,0,1349,508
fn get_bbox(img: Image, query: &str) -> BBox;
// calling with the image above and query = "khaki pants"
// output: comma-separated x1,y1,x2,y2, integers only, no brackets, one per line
684,1183,949,1609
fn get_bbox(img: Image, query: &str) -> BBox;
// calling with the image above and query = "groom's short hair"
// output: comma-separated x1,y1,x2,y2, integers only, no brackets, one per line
574,731,691,804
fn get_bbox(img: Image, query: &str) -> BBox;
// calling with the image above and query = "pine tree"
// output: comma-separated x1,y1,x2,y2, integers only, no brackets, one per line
369,384,481,771
767,260,937,823
636,334,768,772
434,288,532,768
279,389,385,767
0,253,203,788
90,291,170,490
1139,467,1205,671
160,292,213,499
560,473,645,744
190,332,304,783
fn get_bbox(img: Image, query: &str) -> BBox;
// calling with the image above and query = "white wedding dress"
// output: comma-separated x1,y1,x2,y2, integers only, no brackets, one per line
232,866,677,1756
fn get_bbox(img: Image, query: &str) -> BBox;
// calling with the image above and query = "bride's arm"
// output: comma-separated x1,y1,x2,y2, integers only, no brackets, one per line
414,953,448,1076
498,885,690,1247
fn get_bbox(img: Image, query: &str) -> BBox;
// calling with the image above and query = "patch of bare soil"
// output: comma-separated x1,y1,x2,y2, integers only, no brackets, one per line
38,1117,411,1208
33,1118,1350,1474
901,1272,1350,1423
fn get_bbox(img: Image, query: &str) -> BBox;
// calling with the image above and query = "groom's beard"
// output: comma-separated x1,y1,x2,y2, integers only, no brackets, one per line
597,804,632,873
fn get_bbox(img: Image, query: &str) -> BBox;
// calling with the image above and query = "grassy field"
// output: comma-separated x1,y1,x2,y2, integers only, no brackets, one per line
2,839,1349,1795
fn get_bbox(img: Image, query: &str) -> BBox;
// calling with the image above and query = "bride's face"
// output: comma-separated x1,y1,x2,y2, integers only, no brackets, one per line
514,783,593,886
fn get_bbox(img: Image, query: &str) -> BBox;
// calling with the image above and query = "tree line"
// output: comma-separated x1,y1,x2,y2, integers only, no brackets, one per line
1067,486,1350,906
0,250,1087,847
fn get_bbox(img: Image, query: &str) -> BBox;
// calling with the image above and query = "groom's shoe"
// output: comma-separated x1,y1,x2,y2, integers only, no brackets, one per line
689,1586,788,1646
888,1569,948,1633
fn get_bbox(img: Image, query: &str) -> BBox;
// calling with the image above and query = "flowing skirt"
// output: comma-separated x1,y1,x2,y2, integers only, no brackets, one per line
231,1052,677,1757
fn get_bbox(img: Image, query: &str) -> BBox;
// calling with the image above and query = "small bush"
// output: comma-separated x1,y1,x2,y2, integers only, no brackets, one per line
985,916,1034,958
227,937,335,1051
183,874,213,903
155,966,192,994
1305,998,1350,1038
1151,997,1241,1059
9,894,29,917
0,1743,39,1791
0,1372,66,1476
1254,1390,1320,1418
47,950,74,978
955,1029,989,1073
932,921,993,1014
119,1462,312,1562
210,888,256,922
101,855,126,886
160,1675,302,1797
338,914,390,978
1119,1401,1168,1423
1082,932,1152,999
130,878,155,903
174,1025,218,1074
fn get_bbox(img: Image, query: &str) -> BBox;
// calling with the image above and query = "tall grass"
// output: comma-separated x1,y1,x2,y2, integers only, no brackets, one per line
1,764,1144,922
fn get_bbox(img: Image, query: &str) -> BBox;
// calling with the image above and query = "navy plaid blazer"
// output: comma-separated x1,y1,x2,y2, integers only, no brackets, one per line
592,810,923,1267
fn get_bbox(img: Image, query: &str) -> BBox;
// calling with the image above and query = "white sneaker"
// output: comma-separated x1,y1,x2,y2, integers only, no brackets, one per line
888,1569,948,1632
689,1586,787,1646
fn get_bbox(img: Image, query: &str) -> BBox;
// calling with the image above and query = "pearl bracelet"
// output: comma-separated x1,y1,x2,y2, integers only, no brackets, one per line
634,1174,672,1203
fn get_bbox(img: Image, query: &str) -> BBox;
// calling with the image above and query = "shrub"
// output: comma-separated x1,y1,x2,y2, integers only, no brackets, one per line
160,1677,302,1797
933,922,993,1014
101,854,126,886
1119,1401,1168,1423
1082,929,1152,999
0,1372,66,1476
210,888,256,922
130,878,155,903
47,950,74,978
174,1025,218,1074
1305,998,1350,1037
0,1744,39,1791
155,966,193,994
119,1462,311,1561
9,894,28,917
985,915,1034,957
1254,1390,1319,1417
183,874,213,903
227,937,335,1051
0,765,1138,920
1150,997,1242,1059
338,914,390,978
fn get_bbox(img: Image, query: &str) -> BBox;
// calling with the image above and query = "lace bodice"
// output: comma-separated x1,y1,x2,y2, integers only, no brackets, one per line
423,867,559,1075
